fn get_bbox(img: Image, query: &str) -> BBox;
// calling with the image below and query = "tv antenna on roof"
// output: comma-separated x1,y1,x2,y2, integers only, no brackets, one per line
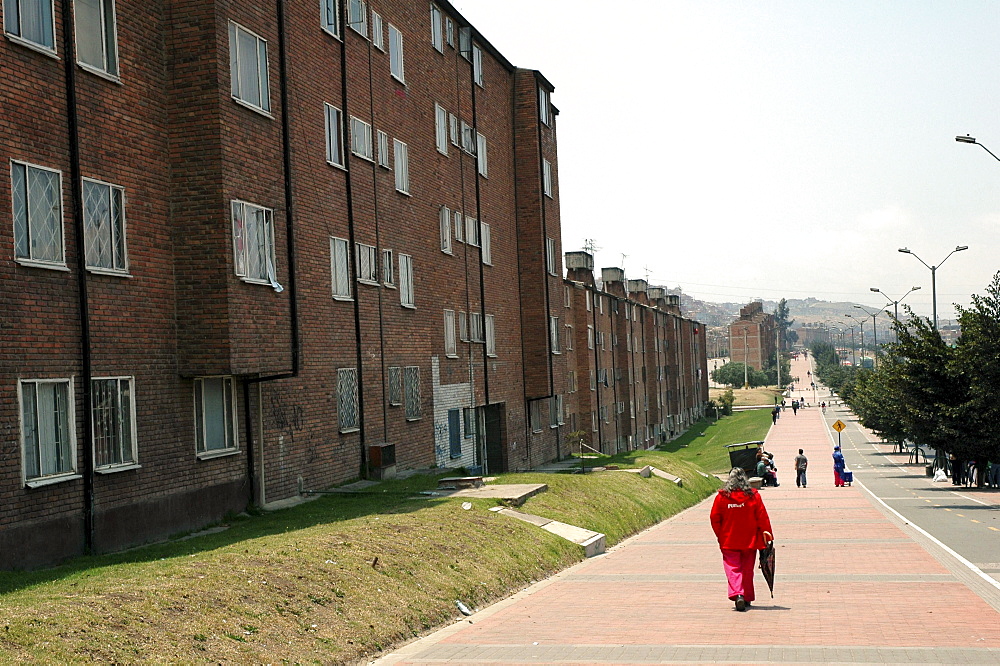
583,238,601,254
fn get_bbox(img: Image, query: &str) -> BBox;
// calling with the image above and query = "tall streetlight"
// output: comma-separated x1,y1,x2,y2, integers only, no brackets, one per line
845,325,856,367
870,286,921,321
845,314,866,367
854,305,883,368
956,134,1000,162
897,246,968,329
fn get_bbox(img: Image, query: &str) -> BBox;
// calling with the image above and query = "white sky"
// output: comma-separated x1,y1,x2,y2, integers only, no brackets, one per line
455,0,1000,322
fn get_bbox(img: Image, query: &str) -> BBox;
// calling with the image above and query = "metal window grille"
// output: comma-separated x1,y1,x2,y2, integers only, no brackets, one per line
337,368,359,431
12,161,63,264
83,179,127,271
92,377,135,468
330,236,352,298
403,366,421,419
232,201,275,284
388,366,402,405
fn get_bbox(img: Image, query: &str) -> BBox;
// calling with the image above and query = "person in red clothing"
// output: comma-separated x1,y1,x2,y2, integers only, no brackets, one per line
710,467,774,611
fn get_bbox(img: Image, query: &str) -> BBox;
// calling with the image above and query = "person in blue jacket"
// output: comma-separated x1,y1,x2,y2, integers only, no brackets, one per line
833,445,846,487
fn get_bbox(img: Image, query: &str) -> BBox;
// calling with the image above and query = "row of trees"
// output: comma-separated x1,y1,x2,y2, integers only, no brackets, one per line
812,272,1000,464
710,355,793,389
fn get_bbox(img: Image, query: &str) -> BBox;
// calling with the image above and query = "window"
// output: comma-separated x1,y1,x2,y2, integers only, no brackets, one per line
347,0,367,37
404,365,421,419
337,368,359,432
435,103,448,155
92,377,136,470
469,312,484,342
529,400,542,433
480,222,491,265
564,285,571,308
229,22,270,113
4,0,55,51
439,206,452,254
371,11,383,50
76,0,118,76
350,116,373,160
388,366,402,405
356,243,377,283
231,201,278,288
388,24,404,83
20,379,75,483
485,313,496,357
377,130,390,168
382,248,394,286
465,216,479,246
449,113,458,145
472,44,483,86
476,132,488,177
459,311,468,341
461,121,476,154
444,309,457,357
543,159,553,197
568,371,576,393
194,377,237,455
325,103,345,167
565,324,573,350
321,0,340,37
463,407,474,438
12,161,63,266
550,316,560,354
539,86,550,126
430,4,443,52
393,139,409,193
445,17,454,47
453,209,464,242
586,290,592,311
459,25,470,58
550,395,563,427
587,325,594,349
546,237,557,275
592,411,598,432
83,178,127,273
589,370,595,390
399,253,414,307
330,236,351,299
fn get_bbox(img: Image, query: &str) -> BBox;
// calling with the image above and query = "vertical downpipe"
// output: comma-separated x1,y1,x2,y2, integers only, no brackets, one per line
61,0,95,553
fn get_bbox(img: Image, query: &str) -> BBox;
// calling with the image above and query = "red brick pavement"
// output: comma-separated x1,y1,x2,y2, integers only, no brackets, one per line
375,355,1000,664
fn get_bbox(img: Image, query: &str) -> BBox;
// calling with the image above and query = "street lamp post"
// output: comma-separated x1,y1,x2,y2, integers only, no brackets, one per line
956,134,1000,162
897,246,968,329
854,305,883,368
870,286,921,322
845,315,866,367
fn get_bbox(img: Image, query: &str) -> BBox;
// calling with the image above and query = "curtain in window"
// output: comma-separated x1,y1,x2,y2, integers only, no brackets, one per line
76,0,106,69
9,0,55,48
237,28,261,107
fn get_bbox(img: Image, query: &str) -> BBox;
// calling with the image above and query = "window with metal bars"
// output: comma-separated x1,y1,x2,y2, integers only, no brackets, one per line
83,178,127,273
12,160,63,266
231,200,278,288
330,236,352,299
388,366,402,405
337,368,359,431
92,377,136,469
403,366,421,420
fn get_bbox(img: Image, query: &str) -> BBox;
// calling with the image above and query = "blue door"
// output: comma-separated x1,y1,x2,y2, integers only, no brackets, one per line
448,408,462,458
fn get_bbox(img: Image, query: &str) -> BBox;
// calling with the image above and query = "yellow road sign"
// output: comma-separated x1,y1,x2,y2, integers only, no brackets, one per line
832,420,846,432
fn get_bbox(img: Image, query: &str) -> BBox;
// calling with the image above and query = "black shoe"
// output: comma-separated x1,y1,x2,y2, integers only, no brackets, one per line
735,595,747,612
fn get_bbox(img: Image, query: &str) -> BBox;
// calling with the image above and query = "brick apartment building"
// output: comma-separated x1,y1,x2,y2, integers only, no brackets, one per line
728,302,776,371
0,0,706,568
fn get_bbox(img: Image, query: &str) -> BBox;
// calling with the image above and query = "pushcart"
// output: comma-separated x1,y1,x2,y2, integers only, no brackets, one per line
726,441,765,475
841,469,853,486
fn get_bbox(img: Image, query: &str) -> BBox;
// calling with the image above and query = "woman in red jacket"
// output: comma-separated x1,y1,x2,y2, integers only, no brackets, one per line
710,467,773,611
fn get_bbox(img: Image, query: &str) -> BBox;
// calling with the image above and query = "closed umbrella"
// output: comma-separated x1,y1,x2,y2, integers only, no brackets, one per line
759,540,775,598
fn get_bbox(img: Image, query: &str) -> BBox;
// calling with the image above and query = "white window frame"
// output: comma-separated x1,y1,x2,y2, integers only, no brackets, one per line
337,367,360,432
4,0,56,53
476,132,488,177
399,253,414,307
377,129,391,168
444,309,457,357
459,311,469,341
459,25,470,59
229,21,271,114
539,86,551,126
347,0,367,37
11,160,65,268
382,248,394,286
371,11,384,50
469,312,484,343
350,116,374,160
439,206,452,254
472,44,483,87
448,113,459,146
453,209,464,242
330,236,352,300
388,23,405,83
529,400,542,433
231,200,278,287
546,237,557,276
445,16,454,47
461,121,476,154
325,103,346,168
543,159,553,197
588,325,594,349
550,395,564,427
194,376,238,458
321,0,341,38
480,222,491,265
564,285,571,308
82,177,128,274
435,103,449,155
91,376,138,472
465,215,479,246
430,4,443,52
19,378,78,486
393,139,410,194
485,313,496,356
356,243,378,284
565,324,573,351
75,0,119,78
550,316,561,354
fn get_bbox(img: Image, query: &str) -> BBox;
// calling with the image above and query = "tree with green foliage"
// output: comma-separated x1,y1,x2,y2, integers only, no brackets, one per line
711,362,768,388
774,299,798,350
850,355,908,445
719,388,735,416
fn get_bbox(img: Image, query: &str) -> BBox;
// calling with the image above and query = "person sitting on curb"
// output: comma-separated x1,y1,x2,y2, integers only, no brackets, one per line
756,455,779,487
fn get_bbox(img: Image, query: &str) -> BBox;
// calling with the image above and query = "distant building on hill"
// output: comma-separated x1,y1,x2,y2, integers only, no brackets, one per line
728,302,776,371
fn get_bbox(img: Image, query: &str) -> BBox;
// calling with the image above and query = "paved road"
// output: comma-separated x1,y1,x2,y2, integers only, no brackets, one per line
374,354,1000,664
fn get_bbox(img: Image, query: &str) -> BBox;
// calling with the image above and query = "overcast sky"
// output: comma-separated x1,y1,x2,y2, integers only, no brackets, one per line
455,0,1000,322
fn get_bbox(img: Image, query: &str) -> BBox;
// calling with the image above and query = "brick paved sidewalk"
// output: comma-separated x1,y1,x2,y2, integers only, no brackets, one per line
375,356,1000,664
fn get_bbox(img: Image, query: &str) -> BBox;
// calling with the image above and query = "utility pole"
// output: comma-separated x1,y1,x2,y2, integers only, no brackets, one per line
743,328,749,389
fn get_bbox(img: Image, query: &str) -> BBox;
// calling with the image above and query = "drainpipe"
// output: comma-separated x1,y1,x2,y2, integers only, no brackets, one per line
242,0,302,506
61,0,95,554
470,54,490,408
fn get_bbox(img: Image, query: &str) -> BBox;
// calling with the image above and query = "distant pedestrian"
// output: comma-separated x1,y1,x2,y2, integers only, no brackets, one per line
949,453,965,486
833,445,846,487
791,400,799,415
794,449,808,488
771,407,779,425
711,468,773,612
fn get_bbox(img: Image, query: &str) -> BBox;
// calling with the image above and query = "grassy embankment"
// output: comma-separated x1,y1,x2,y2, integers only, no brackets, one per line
709,386,784,407
0,410,770,664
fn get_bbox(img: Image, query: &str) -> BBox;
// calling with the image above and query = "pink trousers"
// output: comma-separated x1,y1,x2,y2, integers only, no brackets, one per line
721,548,756,602
834,469,844,486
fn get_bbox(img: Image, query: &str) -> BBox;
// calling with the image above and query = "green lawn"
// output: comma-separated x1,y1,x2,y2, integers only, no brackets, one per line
0,410,771,663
